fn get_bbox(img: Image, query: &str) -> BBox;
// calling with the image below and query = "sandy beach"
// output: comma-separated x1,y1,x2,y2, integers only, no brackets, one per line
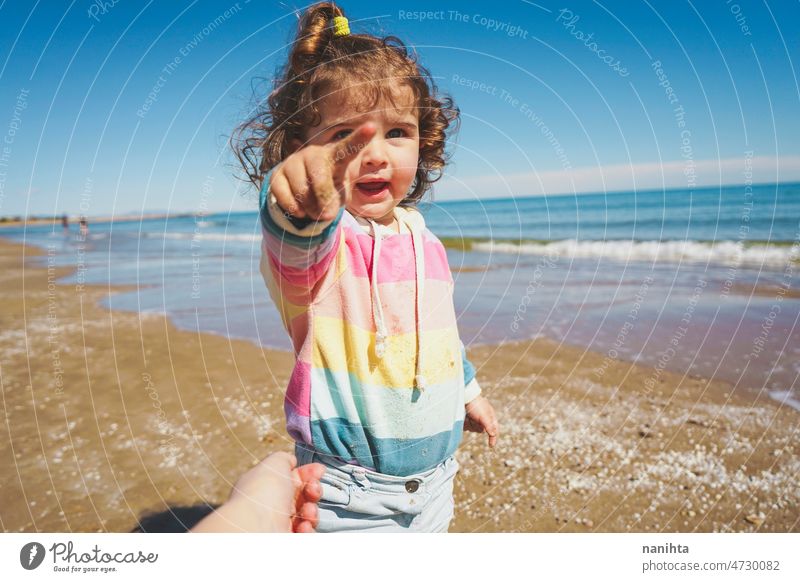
0,237,797,533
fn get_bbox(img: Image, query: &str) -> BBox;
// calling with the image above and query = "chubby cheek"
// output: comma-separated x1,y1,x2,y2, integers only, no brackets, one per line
394,149,419,192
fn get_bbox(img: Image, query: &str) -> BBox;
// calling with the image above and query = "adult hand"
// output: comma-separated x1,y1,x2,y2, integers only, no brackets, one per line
190,451,326,533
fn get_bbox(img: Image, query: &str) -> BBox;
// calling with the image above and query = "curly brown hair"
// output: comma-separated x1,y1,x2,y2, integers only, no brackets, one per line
231,1,460,207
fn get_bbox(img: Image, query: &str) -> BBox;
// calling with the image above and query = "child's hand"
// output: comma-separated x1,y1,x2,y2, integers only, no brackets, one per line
268,122,377,222
464,396,499,449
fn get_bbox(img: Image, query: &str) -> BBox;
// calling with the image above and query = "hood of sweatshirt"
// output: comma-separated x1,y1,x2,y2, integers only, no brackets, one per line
352,206,428,391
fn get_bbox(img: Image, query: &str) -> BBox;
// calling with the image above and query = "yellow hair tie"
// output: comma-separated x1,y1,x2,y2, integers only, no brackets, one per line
332,15,350,37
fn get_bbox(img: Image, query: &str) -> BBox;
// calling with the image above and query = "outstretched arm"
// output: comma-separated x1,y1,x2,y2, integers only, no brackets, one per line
259,123,376,302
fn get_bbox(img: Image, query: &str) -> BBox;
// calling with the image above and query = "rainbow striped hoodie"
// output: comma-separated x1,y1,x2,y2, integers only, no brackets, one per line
259,178,481,476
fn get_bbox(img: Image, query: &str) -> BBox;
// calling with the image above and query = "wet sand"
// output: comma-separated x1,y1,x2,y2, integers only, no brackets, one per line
0,238,797,532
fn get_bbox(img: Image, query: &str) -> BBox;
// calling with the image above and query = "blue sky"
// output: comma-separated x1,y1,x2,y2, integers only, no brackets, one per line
0,0,798,217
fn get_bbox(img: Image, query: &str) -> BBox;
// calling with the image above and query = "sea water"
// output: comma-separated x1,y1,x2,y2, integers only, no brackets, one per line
5,182,799,408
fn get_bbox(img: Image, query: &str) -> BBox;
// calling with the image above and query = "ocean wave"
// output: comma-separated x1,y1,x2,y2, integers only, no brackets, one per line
144,231,797,268
471,239,798,268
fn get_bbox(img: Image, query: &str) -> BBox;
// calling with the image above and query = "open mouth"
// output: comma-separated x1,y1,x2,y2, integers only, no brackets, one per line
356,181,390,196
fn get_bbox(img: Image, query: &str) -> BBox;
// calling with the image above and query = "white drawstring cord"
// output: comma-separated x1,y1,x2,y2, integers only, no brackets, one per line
368,219,389,359
368,215,426,392
411,227,427,392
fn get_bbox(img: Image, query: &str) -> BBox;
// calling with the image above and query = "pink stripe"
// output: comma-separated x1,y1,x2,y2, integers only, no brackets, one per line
262,226,339,271
264,227,342,287
263,256,311,305
310,276,457,335
342,226,453,284
284,358,310,413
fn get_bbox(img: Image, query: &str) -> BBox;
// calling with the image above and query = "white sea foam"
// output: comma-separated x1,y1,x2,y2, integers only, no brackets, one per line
146,232,798,269
769,391,800,413
472,239,797,269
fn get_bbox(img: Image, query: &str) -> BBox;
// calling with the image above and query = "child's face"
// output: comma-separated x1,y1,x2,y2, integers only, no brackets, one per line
301,85,420,226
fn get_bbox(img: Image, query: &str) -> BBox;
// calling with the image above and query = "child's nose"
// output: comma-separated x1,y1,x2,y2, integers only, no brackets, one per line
360,136,388,167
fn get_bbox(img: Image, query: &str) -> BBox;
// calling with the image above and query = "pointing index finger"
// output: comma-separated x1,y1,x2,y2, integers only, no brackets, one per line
330,122,376,168
322,122,377,209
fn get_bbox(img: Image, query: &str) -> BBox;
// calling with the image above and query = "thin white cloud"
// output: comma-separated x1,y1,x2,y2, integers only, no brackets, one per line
435,155,800,200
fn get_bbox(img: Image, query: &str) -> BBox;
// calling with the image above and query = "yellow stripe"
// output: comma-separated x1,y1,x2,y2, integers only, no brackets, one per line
312,315,461,387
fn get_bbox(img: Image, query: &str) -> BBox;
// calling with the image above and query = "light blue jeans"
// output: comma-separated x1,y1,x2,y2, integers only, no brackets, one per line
294,442,459,533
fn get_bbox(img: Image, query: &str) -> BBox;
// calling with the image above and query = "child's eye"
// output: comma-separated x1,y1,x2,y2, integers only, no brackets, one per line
387,128,406,139
331,129,352,141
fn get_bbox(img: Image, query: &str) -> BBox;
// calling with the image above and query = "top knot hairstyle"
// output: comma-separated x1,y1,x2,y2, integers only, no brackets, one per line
231,2,460,207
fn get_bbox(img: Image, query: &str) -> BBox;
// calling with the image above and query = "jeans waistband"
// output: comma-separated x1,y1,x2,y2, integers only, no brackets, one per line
295,442,452,489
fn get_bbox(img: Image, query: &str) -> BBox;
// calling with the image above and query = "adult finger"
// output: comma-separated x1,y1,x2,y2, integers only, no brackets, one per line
296,463,325,490
298,501,318,524
294,463,324,513
302,480,322,502
292,503,318,533
293,479,321,515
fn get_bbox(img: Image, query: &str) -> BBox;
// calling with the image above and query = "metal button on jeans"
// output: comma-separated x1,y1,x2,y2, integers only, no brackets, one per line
405,479,420,493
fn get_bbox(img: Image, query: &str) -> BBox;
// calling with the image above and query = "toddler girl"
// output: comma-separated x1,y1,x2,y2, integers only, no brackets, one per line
233,2,499,532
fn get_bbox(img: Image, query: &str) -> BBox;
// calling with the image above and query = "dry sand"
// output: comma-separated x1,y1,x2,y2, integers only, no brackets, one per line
0,238,797,532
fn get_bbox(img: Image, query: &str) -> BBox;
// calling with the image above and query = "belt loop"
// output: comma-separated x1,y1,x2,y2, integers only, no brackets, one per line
352,467,371,490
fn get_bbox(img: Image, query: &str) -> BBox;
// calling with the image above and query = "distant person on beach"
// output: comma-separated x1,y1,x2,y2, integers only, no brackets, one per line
232,2,499,532
190,451,325,533
61,214,69,233
79,216,89,237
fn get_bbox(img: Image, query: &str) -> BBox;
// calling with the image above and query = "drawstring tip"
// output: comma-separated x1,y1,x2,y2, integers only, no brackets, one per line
415,374,427,391
375,338,386,359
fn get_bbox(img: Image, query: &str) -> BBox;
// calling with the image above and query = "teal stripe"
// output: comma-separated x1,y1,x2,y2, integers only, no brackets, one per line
461,342,476,385
258,169,272,210
259,170,344,249
310,366,464,439
310,417,465,476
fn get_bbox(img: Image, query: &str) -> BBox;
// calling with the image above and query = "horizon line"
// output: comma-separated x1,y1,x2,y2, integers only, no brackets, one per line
4,178,798,220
